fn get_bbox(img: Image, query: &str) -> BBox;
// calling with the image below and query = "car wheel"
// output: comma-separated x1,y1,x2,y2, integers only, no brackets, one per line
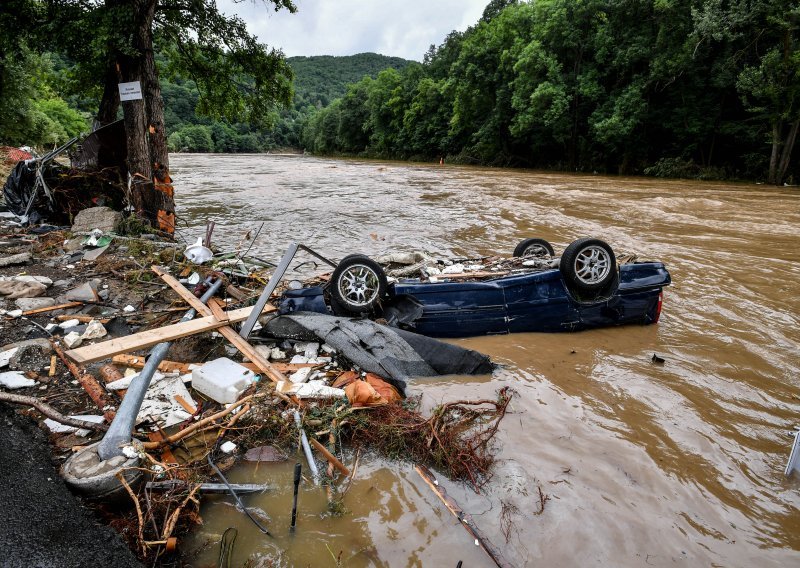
560,238,616,293
329,254,388,314
513,238,555,258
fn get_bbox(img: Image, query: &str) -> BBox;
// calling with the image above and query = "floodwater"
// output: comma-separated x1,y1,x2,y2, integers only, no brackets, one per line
171,154,800,567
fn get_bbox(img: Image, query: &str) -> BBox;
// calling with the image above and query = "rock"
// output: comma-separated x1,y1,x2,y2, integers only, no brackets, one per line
1,338,52,355
71,206,122,234
13,275,53,287
52,279,72,288
14,297,56,311
82,245,110,262
289,355,309,364
63,237,84,252
58,319,80,330
0,252,32,267
63,332,83,349
270,347,287,360
9,340,52,371
0,371,36,389
81,320,107,340
0,280,47,299
65,280,100,302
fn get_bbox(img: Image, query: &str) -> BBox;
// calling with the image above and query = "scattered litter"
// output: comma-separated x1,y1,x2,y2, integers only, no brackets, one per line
82,244,110,261
785,430,800,477
276,380,345,399
0,348,19,368
137,373,198,427
123,304,136,313
220,441,237,454
192,357,256,404
0,371,37,389
184,237,213,264
651,353,666,365
44,414,104,436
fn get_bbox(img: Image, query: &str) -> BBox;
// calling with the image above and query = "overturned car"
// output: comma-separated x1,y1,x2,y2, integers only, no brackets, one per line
277,237,671,338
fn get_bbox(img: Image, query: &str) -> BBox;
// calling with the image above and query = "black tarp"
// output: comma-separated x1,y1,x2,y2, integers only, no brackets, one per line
263,312,494,394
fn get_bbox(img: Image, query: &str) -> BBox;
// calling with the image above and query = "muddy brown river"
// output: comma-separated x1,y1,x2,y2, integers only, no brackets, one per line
171,154,800,567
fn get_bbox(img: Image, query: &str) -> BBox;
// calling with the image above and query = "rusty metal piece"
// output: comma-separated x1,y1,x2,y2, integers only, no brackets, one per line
98,363,124,384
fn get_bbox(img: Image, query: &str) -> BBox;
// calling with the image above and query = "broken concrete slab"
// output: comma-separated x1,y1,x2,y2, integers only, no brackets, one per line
9,340,52,371
65,280,100,302
0,280,47,299
71,207,122,234
0,252,31,267
15,297,56,311
82,245,110,262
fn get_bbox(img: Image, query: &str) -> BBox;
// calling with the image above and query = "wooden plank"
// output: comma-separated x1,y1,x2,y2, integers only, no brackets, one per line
207,297,229,322
55,314,111,324
22,301,83,316
65,304,274,364
111,354,193,374
151,266,287,384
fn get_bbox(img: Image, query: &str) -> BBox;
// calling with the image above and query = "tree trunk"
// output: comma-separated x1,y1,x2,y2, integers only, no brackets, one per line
95,59,120,127
768,121,781,185
119,0,174,234
777,119,799,185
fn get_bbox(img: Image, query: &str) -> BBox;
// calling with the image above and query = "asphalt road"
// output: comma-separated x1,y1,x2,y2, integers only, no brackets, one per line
0,403,141,568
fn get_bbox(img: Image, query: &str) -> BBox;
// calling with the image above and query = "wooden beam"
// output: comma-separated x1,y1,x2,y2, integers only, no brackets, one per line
65,304,274,364
207,297,230,323
150,266,287,384
22,301,83,316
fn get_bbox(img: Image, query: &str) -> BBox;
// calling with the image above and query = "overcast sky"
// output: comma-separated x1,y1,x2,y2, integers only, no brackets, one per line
218,0,489,61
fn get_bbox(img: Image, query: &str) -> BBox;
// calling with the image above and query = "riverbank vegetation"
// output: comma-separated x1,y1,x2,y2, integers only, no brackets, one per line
301,0,799,185
1,0,797,185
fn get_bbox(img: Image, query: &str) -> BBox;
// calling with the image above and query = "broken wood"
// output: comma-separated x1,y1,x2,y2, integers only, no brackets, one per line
309,437,350,477
414,465,511,568
22,301,83,316
140,395,255,450
55,314,111,324
0,391,109,431
112,354,192,374
225,284,249,302
207,297,229,322
65,303,275,365
48,355,57,377
150,266,287,384
173,394,196,415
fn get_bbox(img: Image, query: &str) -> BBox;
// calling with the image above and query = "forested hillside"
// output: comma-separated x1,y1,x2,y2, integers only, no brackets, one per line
301,0,799,184
162,53,412,153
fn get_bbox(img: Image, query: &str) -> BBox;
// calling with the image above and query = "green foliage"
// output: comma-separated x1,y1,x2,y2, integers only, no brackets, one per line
300,0,800,182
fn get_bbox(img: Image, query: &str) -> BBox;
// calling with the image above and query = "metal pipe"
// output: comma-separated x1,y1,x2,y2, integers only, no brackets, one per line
97,278,222,460
239,242,298,339
293,410,319,484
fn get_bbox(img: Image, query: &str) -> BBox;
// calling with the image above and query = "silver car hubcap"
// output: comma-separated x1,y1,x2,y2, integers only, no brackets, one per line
338,264,380,307
574,246,611,284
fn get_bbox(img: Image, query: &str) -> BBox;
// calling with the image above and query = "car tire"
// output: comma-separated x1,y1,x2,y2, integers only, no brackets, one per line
560,237,616,293
513,238,555,258
329,254,388,314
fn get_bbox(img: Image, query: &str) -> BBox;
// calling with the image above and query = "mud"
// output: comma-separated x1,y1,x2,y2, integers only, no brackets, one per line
172,154,800,567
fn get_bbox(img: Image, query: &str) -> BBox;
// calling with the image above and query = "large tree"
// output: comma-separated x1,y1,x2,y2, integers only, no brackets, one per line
45,0,296,232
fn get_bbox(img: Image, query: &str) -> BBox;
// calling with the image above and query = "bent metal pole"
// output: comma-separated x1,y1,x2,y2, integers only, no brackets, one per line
97,277,223,461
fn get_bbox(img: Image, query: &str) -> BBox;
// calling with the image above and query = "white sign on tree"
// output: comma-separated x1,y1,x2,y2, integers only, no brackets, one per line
118,81,143,101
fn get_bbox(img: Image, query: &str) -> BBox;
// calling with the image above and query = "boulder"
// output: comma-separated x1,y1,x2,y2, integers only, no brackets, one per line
71,207,122,234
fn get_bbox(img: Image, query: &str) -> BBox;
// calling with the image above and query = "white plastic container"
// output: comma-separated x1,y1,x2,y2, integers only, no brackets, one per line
191,357,255,404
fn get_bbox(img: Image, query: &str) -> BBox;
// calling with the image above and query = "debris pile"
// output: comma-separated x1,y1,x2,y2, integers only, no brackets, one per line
0,209,512,565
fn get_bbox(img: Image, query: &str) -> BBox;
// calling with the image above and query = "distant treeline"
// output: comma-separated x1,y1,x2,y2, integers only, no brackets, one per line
301,0,799,183
163,53,412,153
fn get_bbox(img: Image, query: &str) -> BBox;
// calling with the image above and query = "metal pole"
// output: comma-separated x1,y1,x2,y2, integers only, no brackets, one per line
97,278,222,461
291,462,301,530
293,410,319,483
239,242,299,339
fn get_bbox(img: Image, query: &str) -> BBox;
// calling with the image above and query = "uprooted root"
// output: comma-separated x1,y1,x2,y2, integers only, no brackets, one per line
345,387,514,491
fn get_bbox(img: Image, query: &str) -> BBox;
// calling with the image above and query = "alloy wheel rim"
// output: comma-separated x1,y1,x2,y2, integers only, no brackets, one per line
338,264,380,307
574,245,611,284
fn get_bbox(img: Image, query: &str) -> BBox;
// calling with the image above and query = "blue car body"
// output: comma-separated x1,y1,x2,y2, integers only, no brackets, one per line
278,262,671,338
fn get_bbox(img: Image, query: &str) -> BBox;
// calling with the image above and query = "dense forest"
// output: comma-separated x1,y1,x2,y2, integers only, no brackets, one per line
163,53,411,153
301,0,799,184
2,0,798,184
